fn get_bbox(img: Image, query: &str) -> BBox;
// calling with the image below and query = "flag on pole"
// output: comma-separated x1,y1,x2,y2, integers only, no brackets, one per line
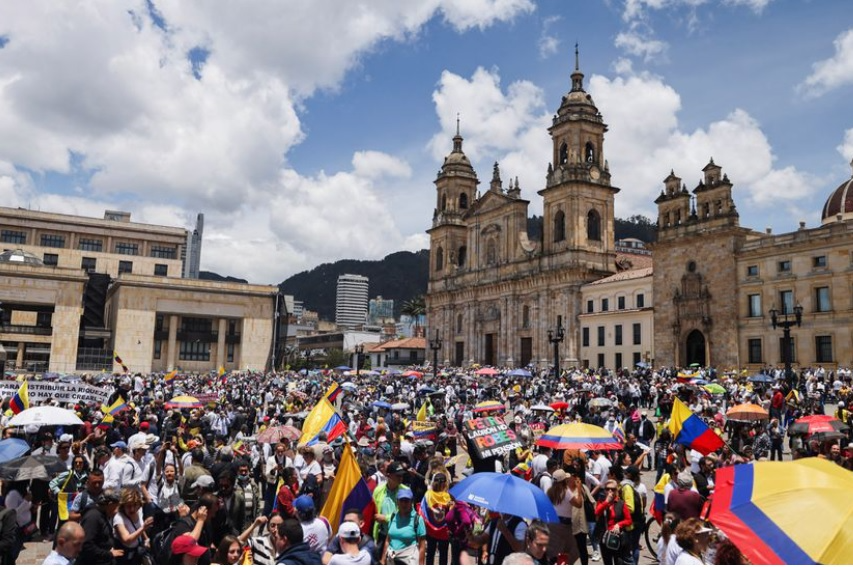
668,398,724,455
416,401,428,422
298,397,347,446
324,381,342,403
101,396,129,420
113,351,129,374
164,369,178,385
9,381,29,414
612,422,626,444
320,442,375,534
217,366,226,380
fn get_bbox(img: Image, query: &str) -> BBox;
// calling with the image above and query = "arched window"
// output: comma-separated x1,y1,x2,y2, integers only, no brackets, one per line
459,193,468,209
522,305,530,328
457,245,467,267
559,143,568,164
485,239,497,266
585,142,595,163
435,247,444,271
553,210,566,242
441,194,447,211
587,209,601,241
456,314,463,334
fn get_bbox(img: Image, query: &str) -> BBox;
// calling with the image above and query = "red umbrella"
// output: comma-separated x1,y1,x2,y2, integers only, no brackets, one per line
549,401,569,412
475,367,499,376
789,414,849,440
257,425,302,444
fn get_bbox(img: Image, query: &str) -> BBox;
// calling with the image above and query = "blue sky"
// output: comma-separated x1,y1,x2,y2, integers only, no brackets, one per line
0,1,851,284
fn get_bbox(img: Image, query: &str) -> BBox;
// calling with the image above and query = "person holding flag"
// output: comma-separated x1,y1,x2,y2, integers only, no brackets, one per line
668,398,724,455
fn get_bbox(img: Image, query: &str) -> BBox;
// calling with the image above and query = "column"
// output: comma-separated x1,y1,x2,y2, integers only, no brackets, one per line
16,341,24,369
166,315,178,370
216,318,227,370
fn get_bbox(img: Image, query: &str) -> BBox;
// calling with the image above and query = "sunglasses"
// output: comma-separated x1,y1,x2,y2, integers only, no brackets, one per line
605,487,618,492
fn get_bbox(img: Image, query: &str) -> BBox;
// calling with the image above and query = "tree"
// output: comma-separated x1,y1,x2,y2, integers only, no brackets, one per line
323,348,349,369
401,294,426,337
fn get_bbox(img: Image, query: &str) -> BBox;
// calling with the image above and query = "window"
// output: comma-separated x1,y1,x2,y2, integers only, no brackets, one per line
40,234,65,248
115,242,139,255
779,290,794,314
227,343,235,363
409,350,418,361
748,294,762,317
614,324,623,346
179,340,210,361
1,230,26,244
78,238,103,252
779,336,796,363
154,264,168,277
587,210,601,241
747,265,759,277
815,336,833,363
587,300,594,313
633,323,641,345
813,255,827,268
153,340,161,360
43,253,58,266
36,312,53,327
435,247,444,271
522,306,530,329
601,298,609,312
636,294,645,308
615,352,622,369
597,353,605,369
456,314,463,334
617,296,625,310
441,194,447,211
597,326,605,347
457,246,467,267
118,261,133,275
459,193,468,209
582,327,589,347
553,211,566,242
181,317,212,333
485,239,497,266
778,260,791,273
81,257,96,272
815,287,830,312
150,245,177,259
748,338,762,364
633,352,641,366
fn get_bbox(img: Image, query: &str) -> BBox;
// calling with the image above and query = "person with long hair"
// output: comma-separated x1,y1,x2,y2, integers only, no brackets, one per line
546,469,581,564
673,518,713,565
112,487,153,564
213,534,242,565
422,472,451,565
593,479,632,565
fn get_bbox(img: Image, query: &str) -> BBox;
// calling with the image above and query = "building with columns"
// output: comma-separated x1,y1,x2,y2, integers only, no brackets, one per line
0,207,282,373
426,52,646,368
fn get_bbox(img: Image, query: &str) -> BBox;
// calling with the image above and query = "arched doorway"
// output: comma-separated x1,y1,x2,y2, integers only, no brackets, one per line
685,330,706,367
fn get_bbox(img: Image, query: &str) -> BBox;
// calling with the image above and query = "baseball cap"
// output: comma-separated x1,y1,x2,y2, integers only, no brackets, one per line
677,470,694,488
171,535,207,558
357,437,370,447
191,475,215,490
625,465,640,477
130,440,150,451
110,441,128,450
338,521,361,540
387,462,405,476
294,495,315,512
396,487,414,501
139,421,150,430
552,469,568,483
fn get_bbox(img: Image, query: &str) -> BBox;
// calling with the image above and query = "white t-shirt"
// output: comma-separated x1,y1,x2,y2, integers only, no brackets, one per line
113,508,143,549
301,517,332,554
328,548,372,565
674,551,704,565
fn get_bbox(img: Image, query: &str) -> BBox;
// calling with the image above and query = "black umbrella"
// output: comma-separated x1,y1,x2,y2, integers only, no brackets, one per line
0,454,67,481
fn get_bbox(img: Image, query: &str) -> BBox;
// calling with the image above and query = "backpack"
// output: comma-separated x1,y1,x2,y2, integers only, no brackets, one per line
151,516,190,565
624,484,645,527
298,473,322,503
532,471,551,491
446,501,481,541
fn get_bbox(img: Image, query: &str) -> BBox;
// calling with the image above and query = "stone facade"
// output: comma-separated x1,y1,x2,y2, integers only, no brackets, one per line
426,55,630,368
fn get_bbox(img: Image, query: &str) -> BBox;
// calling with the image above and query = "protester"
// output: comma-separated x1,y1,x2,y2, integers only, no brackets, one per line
41,521,84,565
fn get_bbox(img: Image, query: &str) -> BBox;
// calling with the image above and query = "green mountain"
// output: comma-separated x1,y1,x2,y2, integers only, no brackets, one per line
278,216,656,320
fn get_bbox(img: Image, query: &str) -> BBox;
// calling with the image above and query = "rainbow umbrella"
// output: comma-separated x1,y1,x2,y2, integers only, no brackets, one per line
473,400,504,413
536,423,622,450
709,458,853,564
165,395,203,410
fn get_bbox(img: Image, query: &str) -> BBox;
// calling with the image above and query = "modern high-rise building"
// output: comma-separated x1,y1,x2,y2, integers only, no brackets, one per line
335,274,369,329
368,295,395,325
182,213,204,279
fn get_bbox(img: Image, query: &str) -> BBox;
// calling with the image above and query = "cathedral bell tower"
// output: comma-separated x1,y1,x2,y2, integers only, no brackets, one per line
427,118,479,282
538,46,618,272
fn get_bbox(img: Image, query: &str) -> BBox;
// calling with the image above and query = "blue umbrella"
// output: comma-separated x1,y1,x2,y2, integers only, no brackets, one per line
372,400,392,409
449,472,558,522
748,374,775,384
508,368,532,378
0,438,31,464
418,386,437,394
635,361,650,368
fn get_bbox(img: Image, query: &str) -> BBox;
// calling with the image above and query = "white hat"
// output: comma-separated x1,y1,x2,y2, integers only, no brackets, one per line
338,521,361,539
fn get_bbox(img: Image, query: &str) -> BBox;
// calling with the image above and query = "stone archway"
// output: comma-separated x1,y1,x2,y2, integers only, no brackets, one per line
685,329,706,367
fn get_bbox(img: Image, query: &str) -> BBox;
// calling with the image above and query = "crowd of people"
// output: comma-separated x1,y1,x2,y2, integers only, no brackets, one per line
0,362,851,565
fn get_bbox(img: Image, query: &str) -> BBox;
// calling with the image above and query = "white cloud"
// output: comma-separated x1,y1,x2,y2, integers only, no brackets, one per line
614,30,668,61
0,0,535,282
838,128,853,163
798,28,853,98
723,0,773,13
538,15,561,59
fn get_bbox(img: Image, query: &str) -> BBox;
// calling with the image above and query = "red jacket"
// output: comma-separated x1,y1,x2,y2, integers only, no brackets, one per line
594,500,633,531
276,482,298,519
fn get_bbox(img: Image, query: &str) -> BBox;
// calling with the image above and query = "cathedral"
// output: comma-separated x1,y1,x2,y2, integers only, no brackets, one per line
425,52,646,368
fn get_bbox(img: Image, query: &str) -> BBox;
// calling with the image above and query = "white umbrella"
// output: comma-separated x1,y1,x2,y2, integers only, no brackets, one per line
9,406,83,427
530,404,556,412
391,402,409,411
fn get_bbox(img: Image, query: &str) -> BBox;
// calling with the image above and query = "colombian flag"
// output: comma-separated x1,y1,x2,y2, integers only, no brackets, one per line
10,381,29,414
298,397,347,447
612,422,626,444
668,398,724,455
100,396,130,423
324,381,342,403
164,369,178,385
113,351,129,374
320,442,375,534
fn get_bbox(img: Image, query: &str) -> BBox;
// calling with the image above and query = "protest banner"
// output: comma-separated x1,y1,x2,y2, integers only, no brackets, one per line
412,420,437,440
463,415,522,459
0,380,111,406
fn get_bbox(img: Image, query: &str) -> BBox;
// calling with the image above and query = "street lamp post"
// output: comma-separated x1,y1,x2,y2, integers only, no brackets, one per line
769,303,803,391
547,321,565,380
429,330,442,376
303,349,312,370
354,344,364,380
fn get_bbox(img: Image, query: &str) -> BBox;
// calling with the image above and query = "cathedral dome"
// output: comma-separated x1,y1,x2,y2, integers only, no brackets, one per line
821,163,853,225
438,132,477,180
